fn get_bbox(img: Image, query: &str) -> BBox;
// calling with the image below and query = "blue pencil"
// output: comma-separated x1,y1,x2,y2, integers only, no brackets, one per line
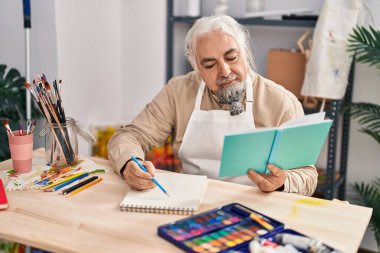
49,173,89,192
131,156,169,197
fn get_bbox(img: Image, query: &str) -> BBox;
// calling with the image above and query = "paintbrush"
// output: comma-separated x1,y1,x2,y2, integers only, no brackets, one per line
53,80,64,120
3,120,14,136
25,82,45,117
43,79,73,157
39,95,71,164
27,81,70,164
26,121,32,134
24,82,39,101
29,121,37,134
55,80,66,122
18,122,23,135
26,75,75,164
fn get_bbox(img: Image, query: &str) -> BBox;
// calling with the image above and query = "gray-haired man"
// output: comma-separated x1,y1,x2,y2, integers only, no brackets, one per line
108,15,318,196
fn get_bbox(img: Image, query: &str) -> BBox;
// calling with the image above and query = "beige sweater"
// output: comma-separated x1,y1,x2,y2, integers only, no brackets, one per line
108,71,318,196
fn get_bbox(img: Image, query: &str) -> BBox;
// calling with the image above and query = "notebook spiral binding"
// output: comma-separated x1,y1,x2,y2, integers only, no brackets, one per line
120,205,194,215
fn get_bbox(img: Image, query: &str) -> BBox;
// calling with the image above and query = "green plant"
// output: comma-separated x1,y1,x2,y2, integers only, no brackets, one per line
0,64,40,161
352,179,380,251
346,25,380,251
345,102,380,145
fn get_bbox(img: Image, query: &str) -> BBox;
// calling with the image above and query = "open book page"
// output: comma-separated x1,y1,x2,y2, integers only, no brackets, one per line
281,112,326,127
120,173,208,211
272,119,332,170
220,113,332,176
220,129,276,175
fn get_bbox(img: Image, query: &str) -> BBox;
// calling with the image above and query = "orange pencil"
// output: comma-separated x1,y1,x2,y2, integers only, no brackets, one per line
249,213,274,231
65,177,103,197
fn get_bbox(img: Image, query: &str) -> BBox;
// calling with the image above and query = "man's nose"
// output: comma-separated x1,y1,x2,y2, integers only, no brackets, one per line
219,62,231,77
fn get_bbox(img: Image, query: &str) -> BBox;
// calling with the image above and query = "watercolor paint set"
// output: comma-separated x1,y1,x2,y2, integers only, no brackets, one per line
157,203,338,253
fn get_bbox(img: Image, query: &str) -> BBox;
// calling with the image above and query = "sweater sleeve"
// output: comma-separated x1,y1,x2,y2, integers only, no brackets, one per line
283,165,318,196
107,83,175,176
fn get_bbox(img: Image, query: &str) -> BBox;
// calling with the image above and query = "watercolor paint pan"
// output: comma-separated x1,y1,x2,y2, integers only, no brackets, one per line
157,203,284,253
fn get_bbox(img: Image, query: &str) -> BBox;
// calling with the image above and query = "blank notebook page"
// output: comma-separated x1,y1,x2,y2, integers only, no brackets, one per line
120,173,208,214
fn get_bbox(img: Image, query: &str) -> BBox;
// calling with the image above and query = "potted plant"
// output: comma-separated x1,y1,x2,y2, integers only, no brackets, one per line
346,25,380,251
0,64,40,161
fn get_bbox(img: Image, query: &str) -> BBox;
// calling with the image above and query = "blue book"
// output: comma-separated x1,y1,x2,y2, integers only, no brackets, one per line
219,113,333,177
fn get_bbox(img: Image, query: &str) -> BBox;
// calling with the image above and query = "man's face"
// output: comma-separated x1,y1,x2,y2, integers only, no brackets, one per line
195,30,248,92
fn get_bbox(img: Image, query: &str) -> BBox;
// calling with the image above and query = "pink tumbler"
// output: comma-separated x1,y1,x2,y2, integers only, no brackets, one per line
8,131,33,173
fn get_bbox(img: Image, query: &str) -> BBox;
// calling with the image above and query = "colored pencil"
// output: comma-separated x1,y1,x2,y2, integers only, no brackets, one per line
61,176,99,195
47,173,89,192
65,177,103,197
44,172,86,190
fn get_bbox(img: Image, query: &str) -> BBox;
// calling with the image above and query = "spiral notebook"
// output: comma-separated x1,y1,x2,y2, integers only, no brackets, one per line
120,173,208,215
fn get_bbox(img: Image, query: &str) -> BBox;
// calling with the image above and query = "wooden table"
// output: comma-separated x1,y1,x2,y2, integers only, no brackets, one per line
0,150,372,253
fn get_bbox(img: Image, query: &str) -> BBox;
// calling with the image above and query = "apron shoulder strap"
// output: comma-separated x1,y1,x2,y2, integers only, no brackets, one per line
194,81,205,110
245,74,254,114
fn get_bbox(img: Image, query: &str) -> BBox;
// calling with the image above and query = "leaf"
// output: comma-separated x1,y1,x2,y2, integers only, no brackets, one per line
346,26,380,252
351,180,380,249
359,129,380,145
0,64,42,161
0,126,10,161
347,26,380,69
0,65,6,83
344,102,380,130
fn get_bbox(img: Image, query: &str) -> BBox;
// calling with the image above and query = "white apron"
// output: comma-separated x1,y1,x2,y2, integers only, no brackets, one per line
178,75,256,185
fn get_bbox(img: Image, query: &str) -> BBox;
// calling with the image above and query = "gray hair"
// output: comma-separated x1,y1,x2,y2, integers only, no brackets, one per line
184,15,255,73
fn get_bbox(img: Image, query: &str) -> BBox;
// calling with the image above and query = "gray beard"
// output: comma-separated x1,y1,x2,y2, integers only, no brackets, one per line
216,81,246,116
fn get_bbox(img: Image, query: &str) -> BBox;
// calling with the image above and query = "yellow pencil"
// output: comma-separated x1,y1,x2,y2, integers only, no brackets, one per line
249,213,274,231
44,172,86,190
65,178,103,197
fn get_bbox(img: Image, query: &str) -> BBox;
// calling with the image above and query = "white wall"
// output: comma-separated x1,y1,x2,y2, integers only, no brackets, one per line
54,0,123,156
0,0,58,93
0,0,25,75
121,0,166,121
53,0,166,155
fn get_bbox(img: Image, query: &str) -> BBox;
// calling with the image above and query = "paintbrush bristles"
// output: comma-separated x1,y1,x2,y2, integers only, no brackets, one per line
3,120,14,136
24,82,39,101
3,120,38,136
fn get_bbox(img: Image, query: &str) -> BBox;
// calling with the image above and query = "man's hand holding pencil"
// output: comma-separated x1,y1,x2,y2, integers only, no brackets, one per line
122,158,157,191
122,156,170,196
